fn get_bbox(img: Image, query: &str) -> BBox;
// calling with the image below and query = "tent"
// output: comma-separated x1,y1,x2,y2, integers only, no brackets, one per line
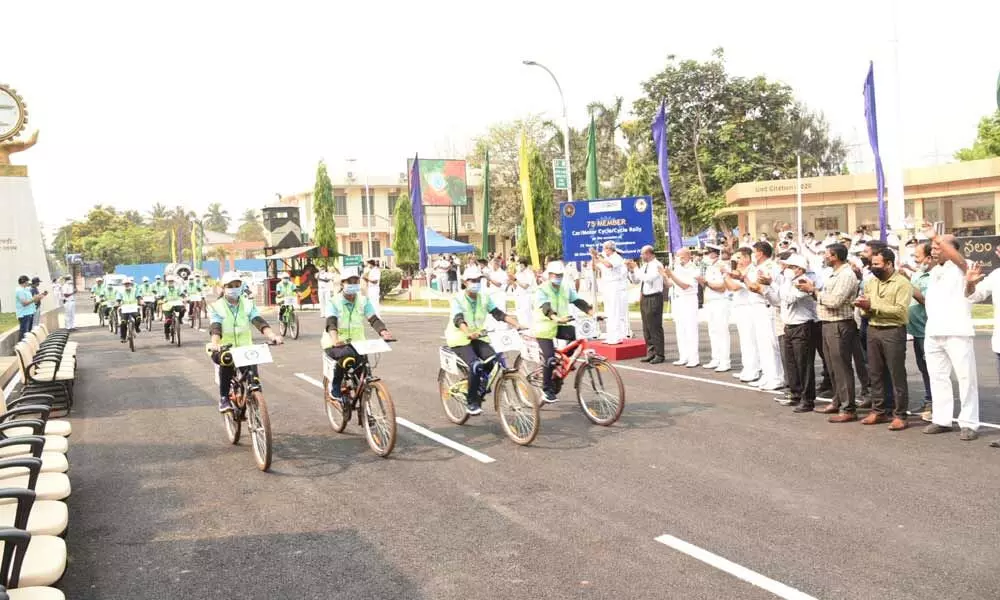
425,227,475,255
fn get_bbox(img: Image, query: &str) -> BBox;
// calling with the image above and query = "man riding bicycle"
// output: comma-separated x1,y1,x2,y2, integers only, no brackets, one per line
533,261,594,404
91,277,110,319
323,267,393,407
137,276,156,317
187,274,205,315
161,276,187,339
445,266,520,415
275,272,297,322
115,278,142,343
207,272,283,413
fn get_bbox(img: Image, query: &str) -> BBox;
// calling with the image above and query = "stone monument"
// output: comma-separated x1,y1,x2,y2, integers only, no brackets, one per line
0,83,54,315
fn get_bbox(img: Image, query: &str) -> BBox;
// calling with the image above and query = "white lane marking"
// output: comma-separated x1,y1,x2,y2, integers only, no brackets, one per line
616,363,1000,430
293,373,496,464
655,534,817,600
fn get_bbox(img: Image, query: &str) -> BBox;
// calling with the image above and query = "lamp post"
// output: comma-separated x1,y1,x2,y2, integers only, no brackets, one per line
522,60,573,202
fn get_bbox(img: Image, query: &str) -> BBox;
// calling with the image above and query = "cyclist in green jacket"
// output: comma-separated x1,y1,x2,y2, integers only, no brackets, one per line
275,272,297,323
115,278,142,343
533,261,594,404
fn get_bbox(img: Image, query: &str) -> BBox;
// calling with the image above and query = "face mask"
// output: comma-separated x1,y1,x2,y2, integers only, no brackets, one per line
860,256,871,267
783,269,795,279
344,283,361,295
225,287,242,300
467,282,481,292
551,277,563,287
869,267,887,280
917,262,929,273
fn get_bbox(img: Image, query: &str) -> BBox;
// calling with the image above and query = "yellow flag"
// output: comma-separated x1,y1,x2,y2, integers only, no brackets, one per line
519,130,540,269
170,228,177,263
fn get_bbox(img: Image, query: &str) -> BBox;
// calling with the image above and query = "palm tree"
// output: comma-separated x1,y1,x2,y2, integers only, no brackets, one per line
202,202,231,233
149,203,168,223
241,208,259,224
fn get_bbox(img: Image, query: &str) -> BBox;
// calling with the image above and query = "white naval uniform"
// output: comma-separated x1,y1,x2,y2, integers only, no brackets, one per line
367,266,381,316
669,260,700,366
746,259,785,389
731,277,760,381
703,259,731,370
599,253,627,344
925,261,979,431
318,272,331,317
61,282,76,329
514,267,536,328
486,267,509,329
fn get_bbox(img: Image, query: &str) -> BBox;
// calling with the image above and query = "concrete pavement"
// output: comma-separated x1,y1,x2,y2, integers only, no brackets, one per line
55,303,1000,599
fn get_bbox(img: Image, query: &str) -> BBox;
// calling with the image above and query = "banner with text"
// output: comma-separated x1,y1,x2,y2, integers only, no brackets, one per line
560,197,654,262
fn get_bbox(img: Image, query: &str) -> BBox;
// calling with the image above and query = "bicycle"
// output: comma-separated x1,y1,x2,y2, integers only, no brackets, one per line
321,338,397,457
213,342,276,471
164,306,182,347
120,304,139,352
514,317,625,426
107,302,119,335
437,328,539,445
97,299,106,328
155,297,164,321
278,299,299,340
188,293,203,329
141,296,156,332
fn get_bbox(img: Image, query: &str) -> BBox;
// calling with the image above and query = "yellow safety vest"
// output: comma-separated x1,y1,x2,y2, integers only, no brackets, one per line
445,293,490,347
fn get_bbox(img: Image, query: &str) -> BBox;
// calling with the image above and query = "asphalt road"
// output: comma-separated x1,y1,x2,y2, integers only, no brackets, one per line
55,302,1000,599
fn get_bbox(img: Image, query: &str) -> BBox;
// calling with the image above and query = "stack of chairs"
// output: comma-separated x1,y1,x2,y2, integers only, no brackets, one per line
12,326,76,416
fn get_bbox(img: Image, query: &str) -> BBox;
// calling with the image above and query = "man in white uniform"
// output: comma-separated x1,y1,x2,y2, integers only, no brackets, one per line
513,257,536,328
745,241,785,391
698,244,731,372
725,247,760,382
486,257,510,329
663,248,700,367
365,260,381,316
60,275,76,330
590,241,627,344
433,255,450,293
923,231,980,441
318,268,331,317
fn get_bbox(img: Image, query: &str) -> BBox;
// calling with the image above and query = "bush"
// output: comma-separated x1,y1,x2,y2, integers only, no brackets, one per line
379,268,403,298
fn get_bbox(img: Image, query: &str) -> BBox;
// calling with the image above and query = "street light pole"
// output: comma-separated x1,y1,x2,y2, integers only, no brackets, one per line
796,152,803,244
522,60,573,202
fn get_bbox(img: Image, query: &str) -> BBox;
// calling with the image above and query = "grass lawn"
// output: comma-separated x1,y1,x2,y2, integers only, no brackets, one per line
0,313,17,333
382,297,451,309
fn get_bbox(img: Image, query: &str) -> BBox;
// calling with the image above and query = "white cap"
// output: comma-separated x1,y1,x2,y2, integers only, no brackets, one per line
341,266,360,279
155,275,162,279
704,243,721,253
785,254,809,270
462,266,483,280
166,276,176,283
220,271,243,286
546,261,565,275
125,278,134,284
280,272,290,279
142,276,150,282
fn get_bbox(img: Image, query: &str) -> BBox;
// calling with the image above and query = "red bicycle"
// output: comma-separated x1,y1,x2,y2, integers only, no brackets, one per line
514,317,625,426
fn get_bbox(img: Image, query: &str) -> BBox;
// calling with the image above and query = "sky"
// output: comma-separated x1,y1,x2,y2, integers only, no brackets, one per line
5,0,999,239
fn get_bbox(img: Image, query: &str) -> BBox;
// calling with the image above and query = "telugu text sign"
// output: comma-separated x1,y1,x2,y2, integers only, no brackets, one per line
560,197,654,262
958,235,1000,274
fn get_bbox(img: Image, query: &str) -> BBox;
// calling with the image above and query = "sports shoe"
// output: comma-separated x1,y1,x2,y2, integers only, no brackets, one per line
542,392,559,404
715,365,731,373
703,361,719,370
467,401,483,416
218,398,234,413
672,359,686,366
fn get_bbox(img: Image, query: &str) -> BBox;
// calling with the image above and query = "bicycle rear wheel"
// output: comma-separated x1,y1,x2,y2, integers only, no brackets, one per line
223,398,241,444
246,391,273,471
362,381,396,457
322,375,348,432
174,319,182,346
289,312,299,340
98,307,105,328
438,368,469,425
494,371,539,446
575,359,625,426
128,321,135,353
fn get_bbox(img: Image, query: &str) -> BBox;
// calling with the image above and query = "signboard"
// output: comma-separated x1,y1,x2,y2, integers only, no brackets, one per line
406,159,468,206
958,235,1000,274
343,255,363,267
552,159,569,191
560,197,654,262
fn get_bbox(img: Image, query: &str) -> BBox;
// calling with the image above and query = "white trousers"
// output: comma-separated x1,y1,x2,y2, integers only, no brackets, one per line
602,284,623,344
318,289,330,317
926,335,980,430
749,303,783,386
673,294,700,365
515,292,534,329
63,299,75,330
733,304,759,379
368,284,381,316
705,298,731,369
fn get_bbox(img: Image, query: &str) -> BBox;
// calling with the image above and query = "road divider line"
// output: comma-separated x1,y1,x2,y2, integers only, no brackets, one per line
655,534,817,600
293,373,496,464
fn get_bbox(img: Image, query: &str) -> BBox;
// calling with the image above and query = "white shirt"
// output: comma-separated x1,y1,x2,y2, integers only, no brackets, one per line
514,268,536,295
598,253,626,290
925,261,974,338
967,269,1000,351
367,267,381,287
434,259,449,276
669,261,699,298
61,282,75,301
629,259,664,295
764,271,818,325
745,260,778,306
703,259,729,301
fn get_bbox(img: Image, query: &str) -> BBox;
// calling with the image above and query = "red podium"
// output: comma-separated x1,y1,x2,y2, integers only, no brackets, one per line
589,338,647,361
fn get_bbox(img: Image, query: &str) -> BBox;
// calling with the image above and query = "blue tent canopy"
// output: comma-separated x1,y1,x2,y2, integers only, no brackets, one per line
425,227,475,255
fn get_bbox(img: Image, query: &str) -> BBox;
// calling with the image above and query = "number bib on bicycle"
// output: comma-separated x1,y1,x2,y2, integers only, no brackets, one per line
210,296,256,346
445,294,494,347
533,283,573,339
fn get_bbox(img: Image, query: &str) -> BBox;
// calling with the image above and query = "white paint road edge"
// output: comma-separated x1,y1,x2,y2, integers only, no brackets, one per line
293,373,496,464
655,534,817,600
617,363,1000,430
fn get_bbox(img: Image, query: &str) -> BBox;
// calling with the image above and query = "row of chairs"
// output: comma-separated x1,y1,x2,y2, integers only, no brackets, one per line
12,326,77,417
0,325,76,599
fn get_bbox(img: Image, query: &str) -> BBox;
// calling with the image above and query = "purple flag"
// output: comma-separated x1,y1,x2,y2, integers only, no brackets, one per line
410,155,428,270
652,101,683,253
863,61,887,242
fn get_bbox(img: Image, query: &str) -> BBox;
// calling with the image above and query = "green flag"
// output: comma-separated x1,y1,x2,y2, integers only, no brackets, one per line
585,115,599,199
481,149,490,257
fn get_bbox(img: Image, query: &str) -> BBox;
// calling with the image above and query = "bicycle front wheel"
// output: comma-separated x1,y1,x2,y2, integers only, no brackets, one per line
174,320,182,346
322,375,348,433
128,322,135,353
362,381,396,457
223,400,241,444
575,359,625,426
438,368,469,425
494,371,539,446
246,391,273,471
289,312,299,340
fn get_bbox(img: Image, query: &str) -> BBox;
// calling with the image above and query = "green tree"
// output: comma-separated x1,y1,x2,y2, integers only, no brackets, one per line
631,48,847,233
202,202,231,232
312,160,337,252
148,203,168,223
516,144,561,260
955,110,1000,160
391,191,419,272
236,209,265,242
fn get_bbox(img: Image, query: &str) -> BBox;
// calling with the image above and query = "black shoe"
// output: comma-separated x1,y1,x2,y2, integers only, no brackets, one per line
816,385,833,396
467,402,483,416
120,338,126,344
648,357,665,365
793,404,815,413
640,356,654,363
